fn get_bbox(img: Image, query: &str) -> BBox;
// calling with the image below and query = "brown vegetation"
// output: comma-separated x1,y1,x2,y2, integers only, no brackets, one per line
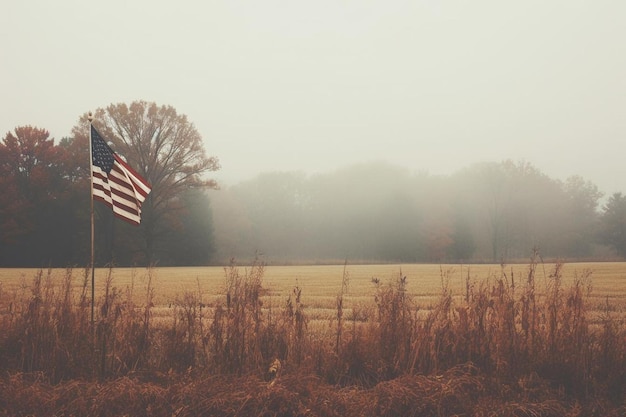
0,257,625,416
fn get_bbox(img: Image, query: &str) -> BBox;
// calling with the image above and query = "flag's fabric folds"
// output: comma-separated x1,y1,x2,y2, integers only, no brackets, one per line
91,126,151,225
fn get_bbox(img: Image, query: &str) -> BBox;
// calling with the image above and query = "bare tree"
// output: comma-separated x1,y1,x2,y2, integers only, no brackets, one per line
73,101,220,263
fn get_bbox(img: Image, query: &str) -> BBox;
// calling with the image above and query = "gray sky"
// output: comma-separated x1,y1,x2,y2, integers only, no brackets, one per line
2,1,625,194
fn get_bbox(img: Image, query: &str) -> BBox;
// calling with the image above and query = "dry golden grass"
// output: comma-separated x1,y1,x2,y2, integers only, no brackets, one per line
1,262,624,359
2,262,625,320
1,261,626,416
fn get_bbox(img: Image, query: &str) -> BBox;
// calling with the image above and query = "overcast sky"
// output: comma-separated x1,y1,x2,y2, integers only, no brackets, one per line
2,1,625,194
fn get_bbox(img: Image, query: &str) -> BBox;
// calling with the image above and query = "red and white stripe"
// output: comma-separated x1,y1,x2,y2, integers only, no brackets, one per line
92,155,151,225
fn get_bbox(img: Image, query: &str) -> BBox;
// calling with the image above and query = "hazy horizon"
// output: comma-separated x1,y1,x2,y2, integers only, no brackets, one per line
2,1,625,194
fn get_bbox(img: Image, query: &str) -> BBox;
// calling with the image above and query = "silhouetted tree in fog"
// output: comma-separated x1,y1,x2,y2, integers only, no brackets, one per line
560,176,602,257
210,160,611,264
599,193,626,258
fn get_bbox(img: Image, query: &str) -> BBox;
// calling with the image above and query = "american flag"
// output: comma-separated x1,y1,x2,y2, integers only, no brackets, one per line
91,125,151,225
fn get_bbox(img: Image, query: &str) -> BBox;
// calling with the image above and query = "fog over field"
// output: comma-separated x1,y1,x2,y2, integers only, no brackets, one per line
2,1,626,194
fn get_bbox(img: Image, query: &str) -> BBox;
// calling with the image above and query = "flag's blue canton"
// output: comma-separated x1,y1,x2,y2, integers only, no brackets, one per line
91,126,115,173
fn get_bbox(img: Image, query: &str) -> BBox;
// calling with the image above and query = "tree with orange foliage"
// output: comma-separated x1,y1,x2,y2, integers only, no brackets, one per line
0,126,83,265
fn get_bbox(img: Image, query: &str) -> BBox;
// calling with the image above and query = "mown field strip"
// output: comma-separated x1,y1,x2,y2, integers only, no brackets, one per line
1,262,626,316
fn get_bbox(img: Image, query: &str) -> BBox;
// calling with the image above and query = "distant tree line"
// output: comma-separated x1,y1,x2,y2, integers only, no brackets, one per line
3,120,626,266
211,161,626,263
0,101,219,267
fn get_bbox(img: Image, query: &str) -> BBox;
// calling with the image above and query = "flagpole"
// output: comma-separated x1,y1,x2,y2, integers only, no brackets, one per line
88,112,95,326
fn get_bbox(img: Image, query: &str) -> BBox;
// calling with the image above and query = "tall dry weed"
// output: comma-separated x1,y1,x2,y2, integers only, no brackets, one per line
1,268,93,381
284,285,308,365
208,258,267,374
371,271,415,378
409,269,457,375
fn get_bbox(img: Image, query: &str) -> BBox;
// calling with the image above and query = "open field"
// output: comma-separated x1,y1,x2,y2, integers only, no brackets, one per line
2,261,626,323
1,261,625,416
